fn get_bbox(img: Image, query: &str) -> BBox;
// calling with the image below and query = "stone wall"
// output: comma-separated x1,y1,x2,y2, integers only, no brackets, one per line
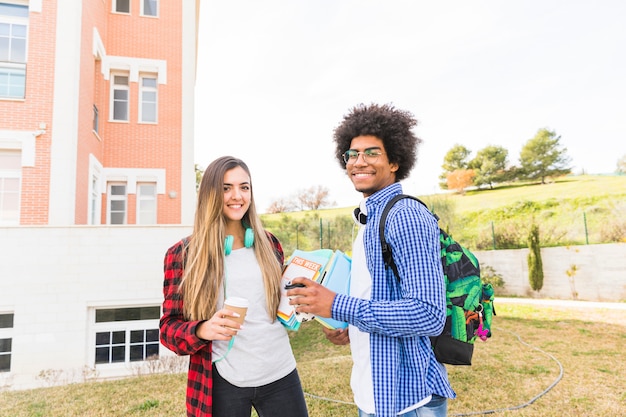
475,243,626,302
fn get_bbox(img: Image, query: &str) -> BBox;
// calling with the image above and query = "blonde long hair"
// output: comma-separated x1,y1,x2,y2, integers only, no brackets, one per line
181,156,283,321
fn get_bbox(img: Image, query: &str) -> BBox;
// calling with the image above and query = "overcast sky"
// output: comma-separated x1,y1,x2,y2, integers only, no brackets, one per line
193,0,626,212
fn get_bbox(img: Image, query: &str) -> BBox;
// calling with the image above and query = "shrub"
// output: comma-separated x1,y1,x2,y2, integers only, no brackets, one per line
527,224,544,291
598,202,626,242
481,264,505,289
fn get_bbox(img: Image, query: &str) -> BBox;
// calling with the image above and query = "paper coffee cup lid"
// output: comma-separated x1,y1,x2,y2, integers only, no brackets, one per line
224,297,248,308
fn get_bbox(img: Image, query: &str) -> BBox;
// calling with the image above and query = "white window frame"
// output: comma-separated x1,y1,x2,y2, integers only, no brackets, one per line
101,168,166,224
94,327,160,364
112,0,130,14
100,55,167,86
110,73,129,122
136,182,156,224
138,74,157,123
0,3,28,99
0,64,26,99
88,154,103,225
89,175,101,225
140,0,158,17
0,150,21,226
91,307,160,368
0,312,14,373
107,182,127,225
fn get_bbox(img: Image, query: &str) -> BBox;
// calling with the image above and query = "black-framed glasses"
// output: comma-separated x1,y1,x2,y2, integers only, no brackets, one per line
342,149,385,164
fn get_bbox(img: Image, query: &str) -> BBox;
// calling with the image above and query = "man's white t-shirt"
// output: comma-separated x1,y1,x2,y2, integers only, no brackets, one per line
349,224,376,413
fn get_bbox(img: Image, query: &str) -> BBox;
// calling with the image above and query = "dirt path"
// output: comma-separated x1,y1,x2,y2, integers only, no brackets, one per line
497,297,626,324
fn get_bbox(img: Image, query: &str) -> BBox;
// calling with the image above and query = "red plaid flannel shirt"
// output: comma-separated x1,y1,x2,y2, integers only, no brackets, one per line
159,233,284,417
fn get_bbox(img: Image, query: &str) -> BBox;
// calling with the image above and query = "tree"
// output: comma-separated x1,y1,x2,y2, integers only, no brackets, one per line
519,128,571,183
617,154,626,174
446,169,475,194
296,185,334,210
469,145,509,189
194,164,203,191
527,223,544,291
266,198,297,214
439,144,472,189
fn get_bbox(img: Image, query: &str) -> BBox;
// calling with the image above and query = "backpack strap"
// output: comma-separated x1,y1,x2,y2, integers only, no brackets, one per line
379,194,437,282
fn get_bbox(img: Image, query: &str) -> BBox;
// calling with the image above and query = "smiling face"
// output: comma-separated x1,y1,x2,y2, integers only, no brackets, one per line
223,166,252,224
346,135,398,196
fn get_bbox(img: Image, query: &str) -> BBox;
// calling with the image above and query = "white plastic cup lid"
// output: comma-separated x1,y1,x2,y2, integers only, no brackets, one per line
224,297,249,308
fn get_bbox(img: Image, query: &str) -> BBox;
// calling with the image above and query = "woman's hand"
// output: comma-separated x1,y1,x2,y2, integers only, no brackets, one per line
195,308,242,341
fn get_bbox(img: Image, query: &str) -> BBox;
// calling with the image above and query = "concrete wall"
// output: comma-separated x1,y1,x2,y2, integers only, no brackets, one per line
475,243,626,302
0,227,623,390
0,225,191,390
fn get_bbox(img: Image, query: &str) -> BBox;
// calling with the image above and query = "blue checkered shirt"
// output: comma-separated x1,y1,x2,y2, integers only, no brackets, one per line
333,183,456,416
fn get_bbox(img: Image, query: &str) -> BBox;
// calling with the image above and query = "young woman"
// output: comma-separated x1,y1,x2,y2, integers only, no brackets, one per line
160,156,308,417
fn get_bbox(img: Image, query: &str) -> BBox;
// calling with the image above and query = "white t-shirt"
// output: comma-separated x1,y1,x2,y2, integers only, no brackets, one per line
349,224,376,413
212,247,295,386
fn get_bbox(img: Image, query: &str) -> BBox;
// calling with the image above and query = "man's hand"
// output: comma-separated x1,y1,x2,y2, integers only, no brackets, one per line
286,277,336,318
322,327,350,345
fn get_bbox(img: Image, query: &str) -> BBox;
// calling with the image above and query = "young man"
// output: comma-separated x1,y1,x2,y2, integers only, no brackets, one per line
287,103,455,417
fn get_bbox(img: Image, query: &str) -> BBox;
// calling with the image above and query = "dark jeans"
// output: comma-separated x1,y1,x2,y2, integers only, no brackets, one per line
213,367,309,417
358,394,448,417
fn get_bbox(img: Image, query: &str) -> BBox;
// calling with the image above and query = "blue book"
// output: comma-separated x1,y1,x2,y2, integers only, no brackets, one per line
314,250,351,330
278,249,352,331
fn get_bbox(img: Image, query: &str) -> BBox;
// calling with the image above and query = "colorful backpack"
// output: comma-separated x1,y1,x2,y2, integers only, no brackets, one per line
379,194,495,365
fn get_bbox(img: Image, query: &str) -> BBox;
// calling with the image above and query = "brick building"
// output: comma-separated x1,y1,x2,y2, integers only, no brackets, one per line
0,0,198,390
0,0,197,227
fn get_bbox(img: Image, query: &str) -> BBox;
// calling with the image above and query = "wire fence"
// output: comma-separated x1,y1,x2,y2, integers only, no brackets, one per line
265,205,626,256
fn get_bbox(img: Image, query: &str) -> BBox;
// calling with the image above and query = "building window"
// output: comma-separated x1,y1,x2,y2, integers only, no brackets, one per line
113,0,130,14
141,0,158,17
111,74,129,121
129,329,159,361
137,183,156,224
95,331,125,363
0,3,28,99
94,307,160,365
0,66,25,99
107,183,126,224
0,150,21,225
0,313,14,372
92,104,99,134
139,75,157,123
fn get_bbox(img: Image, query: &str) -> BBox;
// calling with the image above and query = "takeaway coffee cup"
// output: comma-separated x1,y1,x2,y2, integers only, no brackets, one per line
224,297,248,326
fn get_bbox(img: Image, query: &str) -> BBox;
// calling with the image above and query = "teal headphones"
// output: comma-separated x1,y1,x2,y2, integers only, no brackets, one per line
215,226,254,364
224,228,254,255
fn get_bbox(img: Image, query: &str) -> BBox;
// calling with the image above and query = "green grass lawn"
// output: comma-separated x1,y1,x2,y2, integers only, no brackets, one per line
448,174,626,214
1,300,624,417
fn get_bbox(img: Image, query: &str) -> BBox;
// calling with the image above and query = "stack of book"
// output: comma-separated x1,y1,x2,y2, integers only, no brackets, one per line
278,249,351,331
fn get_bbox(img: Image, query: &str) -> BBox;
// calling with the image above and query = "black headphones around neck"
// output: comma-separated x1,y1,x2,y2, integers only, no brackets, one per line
353,207,367,225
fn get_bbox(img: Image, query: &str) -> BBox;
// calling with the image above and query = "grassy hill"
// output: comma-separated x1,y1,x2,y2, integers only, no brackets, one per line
265,174,626,219
261,174,626,252
444,174,626,214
